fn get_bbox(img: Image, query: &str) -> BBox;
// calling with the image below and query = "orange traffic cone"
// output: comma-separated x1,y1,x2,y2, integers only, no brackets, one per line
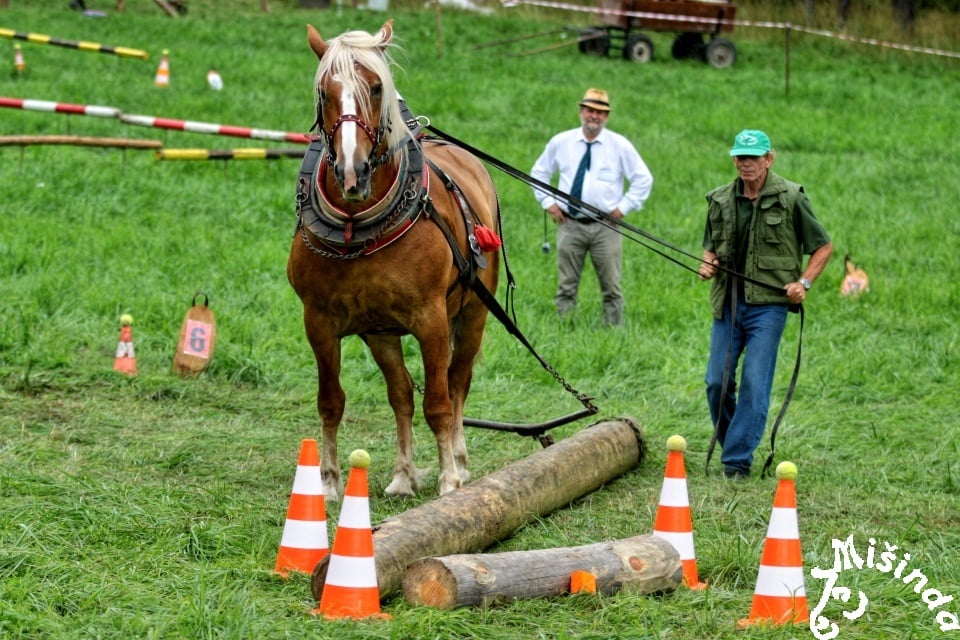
154,49,170,87
314,449,389,620
274,438,329,577
14,44,25,74
738,461,808,628
113,314,137,376
652,435,706,589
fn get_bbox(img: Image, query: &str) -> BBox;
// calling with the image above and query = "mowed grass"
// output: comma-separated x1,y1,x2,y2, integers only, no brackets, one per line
1,1,959,638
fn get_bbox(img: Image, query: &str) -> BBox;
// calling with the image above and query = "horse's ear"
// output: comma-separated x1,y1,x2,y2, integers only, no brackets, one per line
378,20,394,49
307,24,327,61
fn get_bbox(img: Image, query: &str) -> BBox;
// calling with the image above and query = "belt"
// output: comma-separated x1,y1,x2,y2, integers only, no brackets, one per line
564,213,595,225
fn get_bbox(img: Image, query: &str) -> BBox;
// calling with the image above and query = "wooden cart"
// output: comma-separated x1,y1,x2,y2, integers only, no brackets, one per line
578,0,738,68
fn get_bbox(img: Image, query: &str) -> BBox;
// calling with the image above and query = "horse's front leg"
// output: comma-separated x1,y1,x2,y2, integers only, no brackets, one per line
306,321,345,501
418,325,459,495
364,334,418,497
448,302,491,486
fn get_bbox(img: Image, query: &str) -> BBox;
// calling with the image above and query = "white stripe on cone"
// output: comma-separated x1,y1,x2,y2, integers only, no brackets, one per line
652,530,696,560
766,507,799,538
657,477,691,507
324,555,378,588
277,519,328,549
754,565,806,596
291,465,323,495
337,496,371,528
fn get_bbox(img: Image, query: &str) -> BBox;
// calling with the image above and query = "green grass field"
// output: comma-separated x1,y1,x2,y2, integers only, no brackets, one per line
1,1,959,638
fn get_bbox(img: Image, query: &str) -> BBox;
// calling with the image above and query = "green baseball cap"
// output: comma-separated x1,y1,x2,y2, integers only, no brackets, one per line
729,129,771,156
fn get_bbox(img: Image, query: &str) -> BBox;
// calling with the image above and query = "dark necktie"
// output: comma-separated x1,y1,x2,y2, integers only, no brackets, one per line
569,140,595,219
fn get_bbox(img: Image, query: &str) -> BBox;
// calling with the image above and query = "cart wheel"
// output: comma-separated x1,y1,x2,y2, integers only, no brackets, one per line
704,38,736,68
671,32,704,60
623,33,654,63
578,28,610,57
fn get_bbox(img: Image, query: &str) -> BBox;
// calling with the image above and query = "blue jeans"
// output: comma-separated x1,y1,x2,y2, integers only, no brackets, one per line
705,298,789,476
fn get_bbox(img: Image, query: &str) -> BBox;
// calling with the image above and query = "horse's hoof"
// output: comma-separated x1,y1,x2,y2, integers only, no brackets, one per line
384,476,416,498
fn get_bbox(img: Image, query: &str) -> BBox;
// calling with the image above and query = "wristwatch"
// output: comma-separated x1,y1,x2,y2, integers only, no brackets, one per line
799,277,812,290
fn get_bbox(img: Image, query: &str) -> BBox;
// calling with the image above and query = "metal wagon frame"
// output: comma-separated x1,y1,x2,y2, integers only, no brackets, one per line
577,0,738,68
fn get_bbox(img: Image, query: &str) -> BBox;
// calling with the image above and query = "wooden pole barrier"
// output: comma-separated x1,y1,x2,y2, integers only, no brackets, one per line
120,113,311,144
153,0,180,18
0,28,148,60
311,417,646,601
0,135,161,149
403,534,681,609
156,148,304,161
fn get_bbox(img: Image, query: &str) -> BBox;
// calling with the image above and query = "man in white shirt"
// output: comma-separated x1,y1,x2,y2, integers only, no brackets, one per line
531,88,653,326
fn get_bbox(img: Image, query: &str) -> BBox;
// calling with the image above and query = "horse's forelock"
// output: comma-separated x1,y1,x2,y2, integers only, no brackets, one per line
314,29,406,152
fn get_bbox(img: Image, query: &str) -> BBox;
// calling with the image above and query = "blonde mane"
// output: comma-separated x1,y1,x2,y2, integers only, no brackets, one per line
314,27,407,153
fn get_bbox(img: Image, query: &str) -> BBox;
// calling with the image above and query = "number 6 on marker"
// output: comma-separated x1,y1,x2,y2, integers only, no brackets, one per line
184,320,212,358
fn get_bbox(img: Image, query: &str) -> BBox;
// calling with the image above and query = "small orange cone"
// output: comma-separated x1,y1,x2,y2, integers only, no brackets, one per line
570,570,597,594
274,439,329,577
113,314,137,376
652,435,706,589
738,461,808,628
314,449,389,620
14,44,25,74
154,49,170,87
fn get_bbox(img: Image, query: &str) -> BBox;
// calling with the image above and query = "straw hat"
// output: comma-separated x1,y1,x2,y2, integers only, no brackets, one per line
579,88,611,112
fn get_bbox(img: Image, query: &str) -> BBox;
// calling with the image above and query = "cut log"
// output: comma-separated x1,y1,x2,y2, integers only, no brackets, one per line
312,418,645,601
403,534,682,609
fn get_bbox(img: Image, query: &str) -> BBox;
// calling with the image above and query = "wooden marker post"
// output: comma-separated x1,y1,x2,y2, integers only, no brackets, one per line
173,292,216,376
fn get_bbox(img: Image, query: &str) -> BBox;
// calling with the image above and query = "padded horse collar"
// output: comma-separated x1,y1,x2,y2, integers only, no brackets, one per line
295,107,426,259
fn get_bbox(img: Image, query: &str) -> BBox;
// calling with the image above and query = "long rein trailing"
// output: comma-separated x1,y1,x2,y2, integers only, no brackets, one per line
425,123,803,477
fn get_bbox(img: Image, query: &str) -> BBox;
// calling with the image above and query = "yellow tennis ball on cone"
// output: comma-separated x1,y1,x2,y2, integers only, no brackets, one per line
348,449,371,469
120,314,134,326
776,461,798,480
666,434,686,452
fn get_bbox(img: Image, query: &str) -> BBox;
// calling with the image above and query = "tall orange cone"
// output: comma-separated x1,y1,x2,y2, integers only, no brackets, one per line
14,44,25,75
154,49,170,87
314,449,389,620
738,461,808,628
274,438,328,577
113,314,137,376
652,435,706,589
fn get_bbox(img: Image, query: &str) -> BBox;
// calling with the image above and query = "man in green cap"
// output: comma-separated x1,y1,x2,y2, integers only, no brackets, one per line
697,129,833,479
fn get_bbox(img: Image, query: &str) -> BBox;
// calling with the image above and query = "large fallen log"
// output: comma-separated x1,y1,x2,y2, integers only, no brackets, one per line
403,534,681,609
312,417,645,601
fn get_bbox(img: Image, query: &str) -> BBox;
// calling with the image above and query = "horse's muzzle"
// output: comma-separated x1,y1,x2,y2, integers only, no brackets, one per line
335,159,372,201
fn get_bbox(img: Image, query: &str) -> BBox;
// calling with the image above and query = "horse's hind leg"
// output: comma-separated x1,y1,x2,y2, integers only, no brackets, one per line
365,334,418,497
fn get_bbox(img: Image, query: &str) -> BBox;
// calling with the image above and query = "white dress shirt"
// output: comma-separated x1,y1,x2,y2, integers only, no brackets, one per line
531,127,653,216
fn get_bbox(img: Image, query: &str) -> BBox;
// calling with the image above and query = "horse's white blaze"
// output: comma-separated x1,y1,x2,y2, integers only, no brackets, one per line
334,75,360,191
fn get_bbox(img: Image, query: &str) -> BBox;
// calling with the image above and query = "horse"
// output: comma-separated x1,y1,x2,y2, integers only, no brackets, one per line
287,21,501,500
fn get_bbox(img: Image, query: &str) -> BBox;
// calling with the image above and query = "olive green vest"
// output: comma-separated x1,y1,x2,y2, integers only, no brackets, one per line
705,172,804,319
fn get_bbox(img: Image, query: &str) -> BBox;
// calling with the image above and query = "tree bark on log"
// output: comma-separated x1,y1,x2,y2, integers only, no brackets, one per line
312,418,645,602
403,534,681,609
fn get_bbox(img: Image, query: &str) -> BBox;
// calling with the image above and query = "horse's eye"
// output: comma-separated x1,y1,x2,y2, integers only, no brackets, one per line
371,84,382,98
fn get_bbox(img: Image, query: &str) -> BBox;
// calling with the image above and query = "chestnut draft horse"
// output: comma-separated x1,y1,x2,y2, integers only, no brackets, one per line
287,21,501,500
